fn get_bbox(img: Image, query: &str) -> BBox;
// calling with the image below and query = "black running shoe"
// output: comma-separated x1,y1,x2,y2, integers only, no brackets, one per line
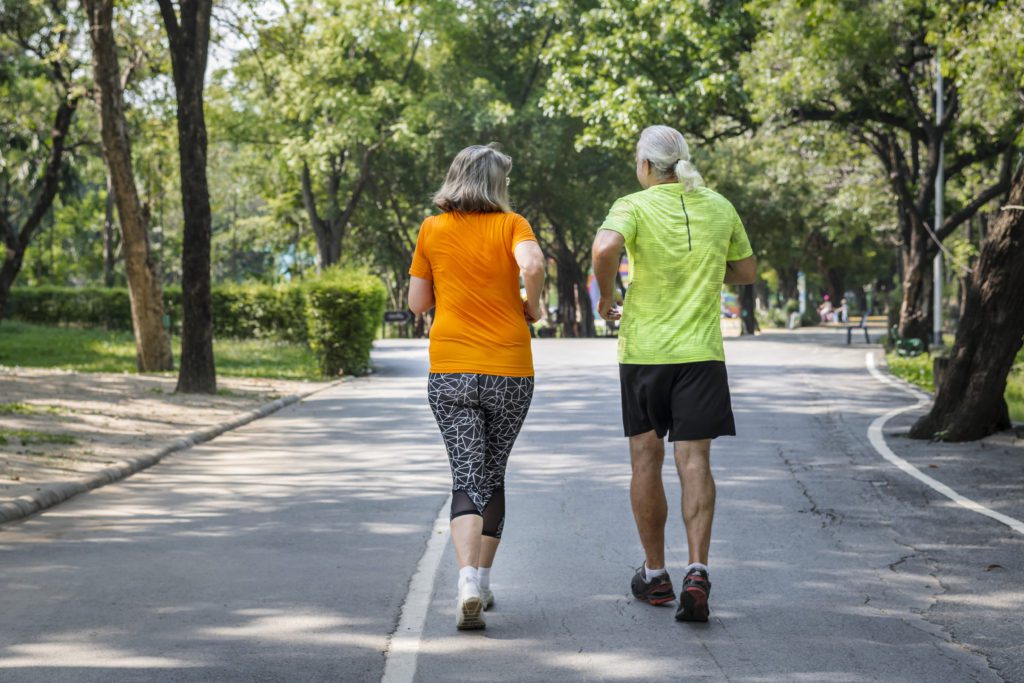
675,568,711,622
630,565,675,606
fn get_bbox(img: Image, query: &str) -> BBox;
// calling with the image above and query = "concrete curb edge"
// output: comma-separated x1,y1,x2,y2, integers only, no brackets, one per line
0,378,345,526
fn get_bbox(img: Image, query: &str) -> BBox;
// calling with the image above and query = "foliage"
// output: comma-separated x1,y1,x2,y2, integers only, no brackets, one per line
887,346,1024,423
543,0,758,150
0,429,76,446
304,267,386,377
0,320,319,379
5,283,308,341
886,352,936,392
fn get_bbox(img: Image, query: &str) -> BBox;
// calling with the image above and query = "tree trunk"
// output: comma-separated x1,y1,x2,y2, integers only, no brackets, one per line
86,0,173,372
574,261,596,338
104,173,117,287
739,284,758,335
157,0,216,393
0,99,78,321
555,256,579,337
897,224,932,346
910,168,1024,441
776,267,798,303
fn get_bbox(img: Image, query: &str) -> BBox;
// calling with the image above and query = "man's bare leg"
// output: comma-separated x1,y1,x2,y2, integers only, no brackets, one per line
673,439,715,564
630,430,667,569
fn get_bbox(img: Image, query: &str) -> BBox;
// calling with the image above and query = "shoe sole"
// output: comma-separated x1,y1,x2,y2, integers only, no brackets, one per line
631,589,676,606
675,589,709,622
457,596,486,630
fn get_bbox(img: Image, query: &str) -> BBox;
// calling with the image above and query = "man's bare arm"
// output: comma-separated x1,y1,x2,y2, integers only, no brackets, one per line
725,256,757,285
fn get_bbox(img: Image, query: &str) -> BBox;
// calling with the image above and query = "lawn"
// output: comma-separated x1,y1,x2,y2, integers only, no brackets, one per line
887,346,1024,423
0,321,319,380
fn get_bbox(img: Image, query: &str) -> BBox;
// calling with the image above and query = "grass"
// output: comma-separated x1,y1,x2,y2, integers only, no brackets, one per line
0,429,77,446
887,346,1024,423
0,402,62,416
0,321,319,380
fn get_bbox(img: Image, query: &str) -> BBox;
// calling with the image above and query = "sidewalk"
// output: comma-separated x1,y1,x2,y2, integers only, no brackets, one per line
0,367,331,523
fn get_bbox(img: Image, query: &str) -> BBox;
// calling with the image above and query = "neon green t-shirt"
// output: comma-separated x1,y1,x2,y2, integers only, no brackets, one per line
598,183,753,365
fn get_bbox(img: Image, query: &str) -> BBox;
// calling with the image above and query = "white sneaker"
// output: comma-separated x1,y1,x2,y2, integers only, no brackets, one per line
456,579,486,630
480,586,494,610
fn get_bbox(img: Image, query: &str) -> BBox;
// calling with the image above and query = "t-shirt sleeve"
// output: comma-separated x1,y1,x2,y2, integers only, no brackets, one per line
726,208,753,261
509,214,537,252
598,198,636,245
408,219,432,280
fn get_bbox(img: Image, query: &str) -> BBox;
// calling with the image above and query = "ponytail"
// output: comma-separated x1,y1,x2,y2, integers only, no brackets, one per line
674,158,704,191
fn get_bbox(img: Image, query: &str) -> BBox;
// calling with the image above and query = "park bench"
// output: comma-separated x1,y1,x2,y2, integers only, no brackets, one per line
890,325,925,357
844,313,870,345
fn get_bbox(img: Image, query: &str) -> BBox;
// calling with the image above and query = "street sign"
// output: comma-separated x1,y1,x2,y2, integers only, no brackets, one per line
383,310,414,323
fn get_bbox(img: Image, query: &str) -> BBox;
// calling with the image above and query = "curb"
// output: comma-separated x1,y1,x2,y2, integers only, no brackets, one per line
0,379,344,526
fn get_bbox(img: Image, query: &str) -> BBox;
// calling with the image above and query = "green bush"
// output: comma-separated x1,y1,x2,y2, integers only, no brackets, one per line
7,285,134,329
6,283,307,342
304,268,387,377
756,307,790,329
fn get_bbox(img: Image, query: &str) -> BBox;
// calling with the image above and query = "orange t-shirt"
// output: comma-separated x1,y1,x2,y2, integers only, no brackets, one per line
409,211,537,376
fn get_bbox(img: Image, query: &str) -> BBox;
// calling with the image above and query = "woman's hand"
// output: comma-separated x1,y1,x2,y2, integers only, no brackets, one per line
524,299,544,323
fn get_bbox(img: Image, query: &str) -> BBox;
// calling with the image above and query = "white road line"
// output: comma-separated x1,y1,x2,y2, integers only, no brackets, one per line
865,352,1024,536
382,494,452,683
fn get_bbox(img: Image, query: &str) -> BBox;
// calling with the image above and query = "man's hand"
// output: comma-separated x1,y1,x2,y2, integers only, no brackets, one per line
524,299,543,323
598,295,621,322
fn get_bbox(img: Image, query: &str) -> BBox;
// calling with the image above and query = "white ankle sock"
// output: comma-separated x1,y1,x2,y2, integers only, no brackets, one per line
459,566,478,584
644,564,667,583
477,567,491,589
686,562,709,574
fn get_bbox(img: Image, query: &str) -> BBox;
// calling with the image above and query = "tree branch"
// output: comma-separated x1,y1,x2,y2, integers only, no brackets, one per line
155,0,181,48
939,151,1014,240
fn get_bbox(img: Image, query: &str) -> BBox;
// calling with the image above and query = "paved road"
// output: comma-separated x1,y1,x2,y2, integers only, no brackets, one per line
1,334,1020,681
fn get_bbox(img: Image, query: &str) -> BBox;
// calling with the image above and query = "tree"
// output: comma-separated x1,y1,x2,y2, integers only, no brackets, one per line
0,1,82,318
543,0,758,151
743,0,1022,345
909,1,1024,441
707,125,897,311
156,0,216,393
910,161,1024,440
85,0,173,371
232,0,425,271
427,0,631,336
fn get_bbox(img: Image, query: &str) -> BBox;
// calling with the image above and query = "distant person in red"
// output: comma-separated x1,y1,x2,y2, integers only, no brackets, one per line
818,295,834,323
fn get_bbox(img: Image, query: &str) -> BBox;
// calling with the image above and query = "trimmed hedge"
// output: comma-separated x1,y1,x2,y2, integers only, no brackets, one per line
6,283,308,342
305,268,387,377
4,270,387,377
7,286,135,330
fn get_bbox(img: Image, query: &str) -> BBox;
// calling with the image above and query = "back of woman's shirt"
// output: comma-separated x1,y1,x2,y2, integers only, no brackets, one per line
409,211,537,377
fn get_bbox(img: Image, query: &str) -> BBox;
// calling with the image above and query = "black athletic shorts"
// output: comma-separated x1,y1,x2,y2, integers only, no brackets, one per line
619,361,736,441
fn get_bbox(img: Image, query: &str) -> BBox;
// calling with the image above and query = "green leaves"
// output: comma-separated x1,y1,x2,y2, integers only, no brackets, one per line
543,0,758,152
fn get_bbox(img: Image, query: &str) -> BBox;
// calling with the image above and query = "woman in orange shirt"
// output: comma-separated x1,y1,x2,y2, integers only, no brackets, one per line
408,144,545,630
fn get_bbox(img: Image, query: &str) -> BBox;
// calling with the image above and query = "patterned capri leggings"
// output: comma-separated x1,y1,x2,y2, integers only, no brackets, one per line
427,373,534,539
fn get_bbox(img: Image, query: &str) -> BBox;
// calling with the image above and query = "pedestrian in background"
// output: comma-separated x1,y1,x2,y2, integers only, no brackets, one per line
408,144,545,630
591,125,756,622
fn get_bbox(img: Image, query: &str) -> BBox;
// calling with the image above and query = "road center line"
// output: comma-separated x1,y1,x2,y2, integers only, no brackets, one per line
865,352,1024,536
382,494,452,683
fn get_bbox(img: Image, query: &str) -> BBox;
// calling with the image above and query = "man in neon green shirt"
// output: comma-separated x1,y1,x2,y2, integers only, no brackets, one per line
592,125,756,623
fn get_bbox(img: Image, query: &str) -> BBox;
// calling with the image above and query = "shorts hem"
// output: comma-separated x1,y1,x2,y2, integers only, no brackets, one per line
668,428,736,442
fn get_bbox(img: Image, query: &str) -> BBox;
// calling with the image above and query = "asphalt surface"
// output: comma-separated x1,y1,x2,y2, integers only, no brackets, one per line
1,332,1021,682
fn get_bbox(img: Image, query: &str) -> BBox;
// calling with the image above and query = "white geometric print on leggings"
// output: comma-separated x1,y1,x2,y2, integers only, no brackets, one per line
427,373,534,514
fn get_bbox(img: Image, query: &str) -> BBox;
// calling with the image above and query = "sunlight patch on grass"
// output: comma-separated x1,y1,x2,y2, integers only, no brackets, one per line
0,429,77,446
0,321,319,380
887,349,1024,422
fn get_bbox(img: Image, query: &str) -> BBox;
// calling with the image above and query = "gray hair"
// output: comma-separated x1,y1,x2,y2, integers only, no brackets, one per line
433,144,512,213
636,125,704,191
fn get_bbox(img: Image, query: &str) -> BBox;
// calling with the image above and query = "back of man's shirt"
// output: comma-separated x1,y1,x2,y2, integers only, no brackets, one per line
598,183,753,364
